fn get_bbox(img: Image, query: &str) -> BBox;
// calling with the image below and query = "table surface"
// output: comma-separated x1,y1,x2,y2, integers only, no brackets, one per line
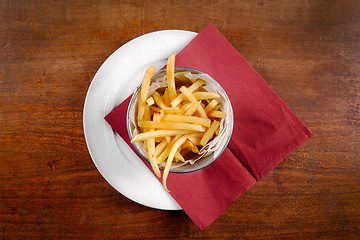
1,0,359,239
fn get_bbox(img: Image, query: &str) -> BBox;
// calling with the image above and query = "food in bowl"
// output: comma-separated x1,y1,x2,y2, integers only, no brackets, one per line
128,54,233,192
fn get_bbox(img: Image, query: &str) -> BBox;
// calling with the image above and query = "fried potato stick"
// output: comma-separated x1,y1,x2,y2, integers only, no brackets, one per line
138,66,156,121
208,110,226,118
170,79,205,107
138,121,206,132
164,114,211,127
200,120,221,146
131,130,193,143
162,135,190,192
167,54,177,101
192,92,220,100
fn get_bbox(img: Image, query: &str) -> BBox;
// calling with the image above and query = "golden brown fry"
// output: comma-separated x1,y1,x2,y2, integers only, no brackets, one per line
147,131,161,178
188,137,201,145
191,144,199,153
204,99,219,113
208,110,226,118
183,132,204,137
146,101,159,177
165,136,171,144
170,79,205,107
188,79,206,91
182,140,192,149
162,108,180,114
152,92,180,112
183,139,199,153
192,92,220,100
137,66,156,121
144,105,151,121
131,130,193,143
163,135,189,192
138,121,206,132
159,109,165,121
196,104,208,118
141,66,156,103
153,112,161,122
170,95,188,109
170,93,185,108
179,86,198,103
137,99,145,122
157,132,200,165
154,139,167,158
184,101,201,116
157,135,181,164
200,120,220,146
140,105,151,132
146,96,155,106
213,104,221,111
163,88,171,107
179,103,193,114
164,114,211,127
152,91,169,109
167,54,177,101
174,150,185,163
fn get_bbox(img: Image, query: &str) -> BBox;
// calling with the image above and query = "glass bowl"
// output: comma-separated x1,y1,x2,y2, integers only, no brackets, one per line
127,67,233,173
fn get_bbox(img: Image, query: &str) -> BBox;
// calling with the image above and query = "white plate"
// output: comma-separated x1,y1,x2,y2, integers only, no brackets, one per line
83,30,198,210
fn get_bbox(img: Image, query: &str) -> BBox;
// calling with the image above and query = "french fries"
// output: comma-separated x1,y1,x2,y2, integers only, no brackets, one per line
192,92,220,100
179,86,198,103
164,114,211,127
131,54,226,192
200,120,221,146
208,110,226,118
170,79,205,107
146,96,155,106
138,66,156,122
166,54,177,101
138,121,206,132
131,130,193,142
204,99,218,113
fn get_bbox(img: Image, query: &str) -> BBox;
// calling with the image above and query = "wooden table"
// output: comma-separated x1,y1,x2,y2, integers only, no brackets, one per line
1,1,359,239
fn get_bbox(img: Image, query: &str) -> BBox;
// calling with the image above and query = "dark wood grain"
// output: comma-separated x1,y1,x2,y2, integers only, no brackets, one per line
1,0,359,239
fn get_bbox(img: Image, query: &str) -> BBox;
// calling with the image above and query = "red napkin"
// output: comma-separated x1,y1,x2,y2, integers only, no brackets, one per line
105,23,312,230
